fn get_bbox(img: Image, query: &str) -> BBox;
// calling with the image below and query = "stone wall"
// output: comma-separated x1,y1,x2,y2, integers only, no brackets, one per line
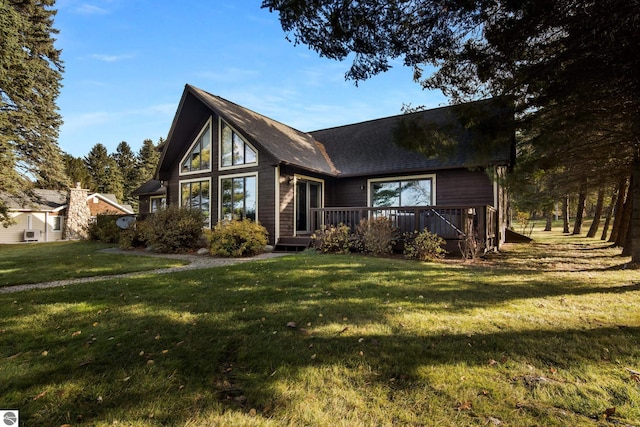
63,184,91,240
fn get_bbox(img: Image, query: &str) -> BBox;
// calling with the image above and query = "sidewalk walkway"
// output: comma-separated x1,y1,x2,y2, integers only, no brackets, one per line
0,249,290,294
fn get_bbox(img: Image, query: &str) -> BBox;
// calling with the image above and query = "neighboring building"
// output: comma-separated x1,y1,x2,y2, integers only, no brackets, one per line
137,84,514,252
131,179,166,215
0,187,134,243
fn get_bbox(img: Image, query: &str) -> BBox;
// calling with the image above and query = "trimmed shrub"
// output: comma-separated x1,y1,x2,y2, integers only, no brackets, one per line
354,217,396,256
403,230,447,261
208,219,268,257
144,206,205,253
88,214,121,243
311,223,351,254
118,220,150,249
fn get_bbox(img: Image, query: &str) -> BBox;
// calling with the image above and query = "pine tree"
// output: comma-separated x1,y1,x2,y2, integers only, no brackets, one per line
85,143,124,201
63,153,92,189
113,141,141,206
138,138,161,182
0,0,67,224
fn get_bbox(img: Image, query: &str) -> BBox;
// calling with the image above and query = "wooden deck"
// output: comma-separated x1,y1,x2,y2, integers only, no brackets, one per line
310,205,498,253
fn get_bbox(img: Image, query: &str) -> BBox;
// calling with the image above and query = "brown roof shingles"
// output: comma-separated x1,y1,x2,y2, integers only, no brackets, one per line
310,99,513,177
160,85,513,178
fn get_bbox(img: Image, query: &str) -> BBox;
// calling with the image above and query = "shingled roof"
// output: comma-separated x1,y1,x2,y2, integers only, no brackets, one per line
0,189,134,214
310,99,514,177
0,189,67,211
158,85,337,177
158,85,513,179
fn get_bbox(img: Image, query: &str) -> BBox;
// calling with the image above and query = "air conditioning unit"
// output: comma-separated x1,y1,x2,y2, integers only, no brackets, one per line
24,229,40,242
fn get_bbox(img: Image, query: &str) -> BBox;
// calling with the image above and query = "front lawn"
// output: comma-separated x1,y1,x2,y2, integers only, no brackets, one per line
1,231,639,426
0,241,188,287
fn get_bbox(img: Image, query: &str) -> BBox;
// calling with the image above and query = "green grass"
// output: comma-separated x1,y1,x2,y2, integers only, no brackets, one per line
1,232,639,426
0,241,188,287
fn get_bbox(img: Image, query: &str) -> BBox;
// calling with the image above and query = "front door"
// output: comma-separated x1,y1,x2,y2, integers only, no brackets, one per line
296,179,322,234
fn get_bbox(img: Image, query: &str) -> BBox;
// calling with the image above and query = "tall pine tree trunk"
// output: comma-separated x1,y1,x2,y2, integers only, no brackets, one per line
587,188,605,237
618,189,633,250
545,212,553,231
563,197,570,233
628,145,640,264
601,187,618,240
572,188,587,235
609,177,629,243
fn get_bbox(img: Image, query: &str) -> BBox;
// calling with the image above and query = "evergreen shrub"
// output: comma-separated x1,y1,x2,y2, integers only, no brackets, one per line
144,206,205,253
208,219,268,257
88,214,121,243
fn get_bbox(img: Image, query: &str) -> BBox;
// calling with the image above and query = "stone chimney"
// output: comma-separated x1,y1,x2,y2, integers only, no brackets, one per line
63,183,91,240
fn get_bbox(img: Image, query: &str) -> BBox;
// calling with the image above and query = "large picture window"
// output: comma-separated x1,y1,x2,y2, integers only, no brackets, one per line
180,179,211,227
181,121,212,174
220,121,257,168
370,176,434,207
220,175,257,221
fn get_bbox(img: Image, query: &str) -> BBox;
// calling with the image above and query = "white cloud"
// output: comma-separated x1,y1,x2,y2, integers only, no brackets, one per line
90,53,135,62
74,3,109,15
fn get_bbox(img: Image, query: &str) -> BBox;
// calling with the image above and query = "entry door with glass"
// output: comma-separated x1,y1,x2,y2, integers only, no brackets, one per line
296,179,322,234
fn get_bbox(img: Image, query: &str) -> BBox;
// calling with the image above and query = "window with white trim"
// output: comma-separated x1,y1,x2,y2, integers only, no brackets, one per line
180,179,211,227
220,175,257,221
150,196,166,213
371,177,434,207
181,121,212,174
220,121,257,168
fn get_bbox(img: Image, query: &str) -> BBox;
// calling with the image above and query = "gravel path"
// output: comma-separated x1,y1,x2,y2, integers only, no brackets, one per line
0,249,290,294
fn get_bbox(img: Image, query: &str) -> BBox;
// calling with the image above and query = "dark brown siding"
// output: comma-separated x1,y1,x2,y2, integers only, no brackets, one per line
436,169,494,206
256,153,278,244
138,196,151,214
279,170,295,239
329,169,494,208
332,177,368,206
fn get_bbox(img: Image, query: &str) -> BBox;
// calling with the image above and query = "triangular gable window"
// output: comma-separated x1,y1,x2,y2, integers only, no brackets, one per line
181,120,212,174
220,120,257,168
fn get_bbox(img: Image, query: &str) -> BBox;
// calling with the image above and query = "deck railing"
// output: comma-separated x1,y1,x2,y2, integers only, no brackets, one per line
310,205,498,251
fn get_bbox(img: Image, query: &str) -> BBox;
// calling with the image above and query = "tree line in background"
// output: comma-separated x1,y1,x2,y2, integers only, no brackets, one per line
63,138,162,210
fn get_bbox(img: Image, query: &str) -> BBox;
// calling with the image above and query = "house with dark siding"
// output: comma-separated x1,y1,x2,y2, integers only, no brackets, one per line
137,84,514,252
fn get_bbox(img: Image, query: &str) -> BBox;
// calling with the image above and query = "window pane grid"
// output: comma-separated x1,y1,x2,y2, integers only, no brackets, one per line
181,180,211,227
221,122,257,168
182,123,212,173
221,176,256,221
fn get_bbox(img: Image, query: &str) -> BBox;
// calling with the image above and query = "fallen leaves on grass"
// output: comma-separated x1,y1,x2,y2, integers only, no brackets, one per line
456,401,472,411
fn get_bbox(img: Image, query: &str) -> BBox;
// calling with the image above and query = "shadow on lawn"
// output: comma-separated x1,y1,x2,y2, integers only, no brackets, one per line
4,300,639,425
2,240,639,425
486,240,632,273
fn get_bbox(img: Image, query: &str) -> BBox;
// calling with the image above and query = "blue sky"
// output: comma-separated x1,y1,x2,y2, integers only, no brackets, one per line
54,0,447,158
